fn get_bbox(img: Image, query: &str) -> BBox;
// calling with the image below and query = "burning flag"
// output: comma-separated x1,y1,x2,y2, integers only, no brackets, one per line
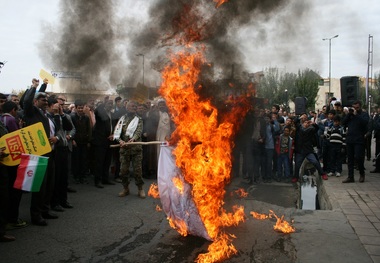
157,41,249,263
155,1,253,262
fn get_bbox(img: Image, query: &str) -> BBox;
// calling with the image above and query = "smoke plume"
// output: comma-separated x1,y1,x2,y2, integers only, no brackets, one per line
39,0,312,91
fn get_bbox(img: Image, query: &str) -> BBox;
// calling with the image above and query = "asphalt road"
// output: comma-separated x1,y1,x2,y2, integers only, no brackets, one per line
0,175,300,263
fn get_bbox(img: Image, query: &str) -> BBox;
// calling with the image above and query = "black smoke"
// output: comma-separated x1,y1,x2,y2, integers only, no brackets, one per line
39,0,311,90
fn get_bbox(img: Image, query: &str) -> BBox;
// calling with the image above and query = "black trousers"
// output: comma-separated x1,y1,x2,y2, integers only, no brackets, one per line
51,147,69,207
72,143,88,181
7,165,23,222
0,165,9,236
346,143,365,178
30,152,55,220
92,145,112,184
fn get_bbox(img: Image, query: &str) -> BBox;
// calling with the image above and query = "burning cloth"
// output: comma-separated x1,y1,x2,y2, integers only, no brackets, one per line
158,144,211,241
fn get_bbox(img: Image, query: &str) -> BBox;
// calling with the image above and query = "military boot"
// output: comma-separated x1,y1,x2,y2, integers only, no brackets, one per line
118,186,130,197
138,188,146,199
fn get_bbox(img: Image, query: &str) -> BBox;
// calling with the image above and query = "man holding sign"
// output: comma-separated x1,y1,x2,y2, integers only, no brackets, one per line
23,79,57,226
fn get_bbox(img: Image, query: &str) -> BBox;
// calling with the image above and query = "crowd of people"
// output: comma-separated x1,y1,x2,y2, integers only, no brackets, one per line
234,97,376,187
1,78,379,243
0,78,174,242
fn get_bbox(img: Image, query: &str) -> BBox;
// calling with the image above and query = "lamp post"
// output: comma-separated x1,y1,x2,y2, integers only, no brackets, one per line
284,89,288,111
136,53,145,86
322,35,339,102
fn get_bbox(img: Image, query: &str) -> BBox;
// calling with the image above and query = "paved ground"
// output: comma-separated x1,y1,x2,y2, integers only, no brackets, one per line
1,145,380,262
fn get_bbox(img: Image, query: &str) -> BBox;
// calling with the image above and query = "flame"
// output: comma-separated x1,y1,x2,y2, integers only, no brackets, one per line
172,176,185,194
234,188,248,198
214,0,229,8
269,210,296,234
156,205,162,211
250,211,269,220
160,48,250,262
157,1,252,262
148,183,160,199
250,210,296,234
168,217,188,237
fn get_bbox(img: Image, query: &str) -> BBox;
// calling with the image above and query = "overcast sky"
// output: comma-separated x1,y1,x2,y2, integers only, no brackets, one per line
0,0,379,94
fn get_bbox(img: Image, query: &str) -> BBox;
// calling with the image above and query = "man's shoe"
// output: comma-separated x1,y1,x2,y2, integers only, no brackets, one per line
291,177,298,183
52,205,65,212
138,189,146,199
95,183,104,189
327,172,334,177
335,172,341,177
0,234,16,242
6,219,28,230
342,177,355,183
31,218,47,226
41,212,58,219
114,178,122,183
67,187,77,193
321,173,328,180
370,169,379,173
118,187,130,197
61,202,73,209
359,174,365,183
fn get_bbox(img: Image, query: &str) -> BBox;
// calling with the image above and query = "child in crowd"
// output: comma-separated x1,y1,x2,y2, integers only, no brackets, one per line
326,115,345,177
275,126,294,182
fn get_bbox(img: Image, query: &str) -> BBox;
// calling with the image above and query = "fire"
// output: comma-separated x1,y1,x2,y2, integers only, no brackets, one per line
269,210,296,234
250,210,296,234
214,0,229,8
250,211,269,220
172,176,185,194
148,183,160,199
157,1,252,262
168,217,188,237
234,188,248,198
156,205,162,211
160,48,250,262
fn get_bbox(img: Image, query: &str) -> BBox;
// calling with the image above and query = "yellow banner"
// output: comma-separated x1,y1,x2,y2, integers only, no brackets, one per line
0,122,52,166
39,69,55,85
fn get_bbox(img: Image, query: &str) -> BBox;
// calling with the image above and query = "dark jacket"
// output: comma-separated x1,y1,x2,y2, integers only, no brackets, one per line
295,122,319,155
91,104,113,147
22,87,50,138
342,110,369,144
71,112,92,144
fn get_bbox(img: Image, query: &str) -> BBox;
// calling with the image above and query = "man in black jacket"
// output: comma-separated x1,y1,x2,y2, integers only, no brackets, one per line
293,114,328,183
342,100,370,183
91,100,115,188
46,96,74,212
23,79,59,226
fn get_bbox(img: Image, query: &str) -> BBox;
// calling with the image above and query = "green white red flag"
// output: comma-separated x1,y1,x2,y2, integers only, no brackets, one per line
14,154,49,192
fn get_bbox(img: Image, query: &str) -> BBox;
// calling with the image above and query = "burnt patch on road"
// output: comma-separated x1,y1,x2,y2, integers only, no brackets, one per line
152,235,208,263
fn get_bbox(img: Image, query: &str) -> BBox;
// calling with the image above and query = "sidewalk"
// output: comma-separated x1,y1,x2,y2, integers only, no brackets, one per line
320,157,380,263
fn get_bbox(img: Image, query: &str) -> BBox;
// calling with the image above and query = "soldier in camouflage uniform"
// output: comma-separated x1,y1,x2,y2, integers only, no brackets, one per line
114,101,145,198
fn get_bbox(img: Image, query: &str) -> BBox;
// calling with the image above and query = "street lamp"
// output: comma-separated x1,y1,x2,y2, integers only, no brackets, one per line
284,89,288,111
322,35,339,102
136,53,145,86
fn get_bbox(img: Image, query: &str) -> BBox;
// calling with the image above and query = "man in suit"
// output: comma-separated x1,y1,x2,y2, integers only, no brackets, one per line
91,99,115,188
23,79,59,226
46,96,74,212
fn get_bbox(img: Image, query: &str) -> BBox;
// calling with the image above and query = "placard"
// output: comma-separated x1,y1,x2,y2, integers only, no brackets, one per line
0,122,52,166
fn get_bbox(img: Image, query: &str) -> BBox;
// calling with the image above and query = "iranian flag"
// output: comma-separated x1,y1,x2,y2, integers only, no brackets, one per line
14,154,49,192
